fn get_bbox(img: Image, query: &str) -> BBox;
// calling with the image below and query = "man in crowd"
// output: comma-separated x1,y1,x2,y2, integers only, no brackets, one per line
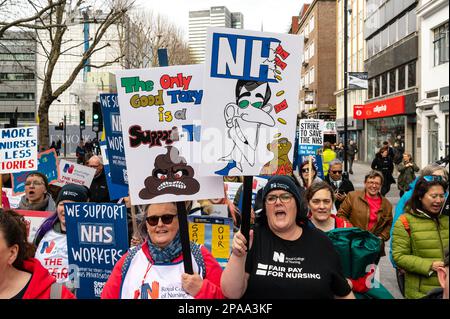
347,140,358,174
337,170,393,261
86,155,111,203
324,159,354,210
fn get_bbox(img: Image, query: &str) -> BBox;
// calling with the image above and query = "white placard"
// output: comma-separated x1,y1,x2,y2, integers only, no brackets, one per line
201,27,302,176
115,65,224,205
54,159,96,188
0,126,38,174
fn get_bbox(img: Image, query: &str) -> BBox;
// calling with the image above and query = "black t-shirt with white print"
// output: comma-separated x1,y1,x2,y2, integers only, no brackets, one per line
243,224,351,299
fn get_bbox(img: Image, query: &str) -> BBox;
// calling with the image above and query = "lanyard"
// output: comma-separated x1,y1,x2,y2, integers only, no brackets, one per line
133,261,153,299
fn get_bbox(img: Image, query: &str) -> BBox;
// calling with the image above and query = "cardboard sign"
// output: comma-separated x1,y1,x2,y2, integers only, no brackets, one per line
0,126,38,174
55,159,96,188
188,216,233,268
100,140,128,200
65,203,129,299
12,149,59,195
201,28,302,176
298,119,324,156
99,93,128,186
115,64,224,205
16,210,53,243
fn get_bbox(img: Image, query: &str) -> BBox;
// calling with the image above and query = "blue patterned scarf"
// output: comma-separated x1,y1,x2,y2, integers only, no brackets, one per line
148,231,182,264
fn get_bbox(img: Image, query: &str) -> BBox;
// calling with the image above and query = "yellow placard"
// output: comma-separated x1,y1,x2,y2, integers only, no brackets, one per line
211,224,230,259
188,222,205,244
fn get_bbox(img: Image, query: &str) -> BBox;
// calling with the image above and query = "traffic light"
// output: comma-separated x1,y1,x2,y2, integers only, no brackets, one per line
55,122,64,130
80,109,85,130
92,102,103,132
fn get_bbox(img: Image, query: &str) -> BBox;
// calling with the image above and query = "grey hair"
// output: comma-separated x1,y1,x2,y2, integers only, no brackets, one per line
420,164,449,180
328,159,343,171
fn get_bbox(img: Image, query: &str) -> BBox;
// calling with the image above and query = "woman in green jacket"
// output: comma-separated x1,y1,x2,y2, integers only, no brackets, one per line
392,176,449,299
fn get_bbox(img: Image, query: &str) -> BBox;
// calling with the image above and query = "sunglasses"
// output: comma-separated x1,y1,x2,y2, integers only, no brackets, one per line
331,170,343,174
422,175,444,182
146,214,177,226
301,168,310,173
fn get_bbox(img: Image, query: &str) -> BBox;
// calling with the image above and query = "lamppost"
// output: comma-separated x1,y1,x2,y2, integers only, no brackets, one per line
343,0,349,173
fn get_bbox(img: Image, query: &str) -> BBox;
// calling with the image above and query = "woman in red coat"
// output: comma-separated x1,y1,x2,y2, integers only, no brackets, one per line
0,208,75,299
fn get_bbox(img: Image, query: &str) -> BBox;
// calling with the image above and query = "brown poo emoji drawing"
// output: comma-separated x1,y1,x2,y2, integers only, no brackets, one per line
139,146,200,199
260,137,293,175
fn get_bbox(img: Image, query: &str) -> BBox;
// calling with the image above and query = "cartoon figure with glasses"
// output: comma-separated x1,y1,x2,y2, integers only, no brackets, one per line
216,80,275,175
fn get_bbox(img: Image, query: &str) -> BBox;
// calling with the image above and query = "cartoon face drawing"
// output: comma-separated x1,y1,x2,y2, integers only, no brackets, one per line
217,80,275,174
139,146,200,199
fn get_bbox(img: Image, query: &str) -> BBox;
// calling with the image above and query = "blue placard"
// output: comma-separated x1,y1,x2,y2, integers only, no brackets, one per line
99,94,128,186
100,140,128,200
65,202,129,299
12,149,59,194
299,154,324,180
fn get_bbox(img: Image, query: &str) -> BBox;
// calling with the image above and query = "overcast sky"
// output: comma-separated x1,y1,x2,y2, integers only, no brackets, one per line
135,0,306,39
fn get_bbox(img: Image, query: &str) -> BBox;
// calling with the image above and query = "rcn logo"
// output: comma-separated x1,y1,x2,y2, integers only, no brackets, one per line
273,251,285,263
63,163,75,174
40,240,55,254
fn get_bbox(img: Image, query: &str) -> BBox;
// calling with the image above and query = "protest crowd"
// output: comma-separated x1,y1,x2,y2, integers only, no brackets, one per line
0,27,448,302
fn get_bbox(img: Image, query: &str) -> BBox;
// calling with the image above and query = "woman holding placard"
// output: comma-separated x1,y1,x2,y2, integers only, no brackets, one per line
33,184,89,284
221,175,354,299
101,201,224,299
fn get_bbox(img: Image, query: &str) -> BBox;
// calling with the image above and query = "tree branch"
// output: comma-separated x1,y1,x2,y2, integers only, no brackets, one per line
0,0,66,38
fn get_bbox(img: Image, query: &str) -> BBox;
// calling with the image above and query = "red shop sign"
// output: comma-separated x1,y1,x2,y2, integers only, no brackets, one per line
353,95,405,120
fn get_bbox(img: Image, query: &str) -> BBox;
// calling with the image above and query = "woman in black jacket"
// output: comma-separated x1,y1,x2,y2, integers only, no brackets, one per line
371,146,395,196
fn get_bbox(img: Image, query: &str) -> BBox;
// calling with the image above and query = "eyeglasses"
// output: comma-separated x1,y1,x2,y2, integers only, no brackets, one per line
266,193,294,204
331,170,343,174
301,168,310,173
146,214,177,226
366,181,381,186
25,181,45,186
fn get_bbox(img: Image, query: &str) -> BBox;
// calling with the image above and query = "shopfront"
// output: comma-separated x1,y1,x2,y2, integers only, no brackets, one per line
354,95,407,162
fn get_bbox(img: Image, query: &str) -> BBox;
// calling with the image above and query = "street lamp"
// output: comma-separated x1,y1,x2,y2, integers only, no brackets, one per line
343,0,350,173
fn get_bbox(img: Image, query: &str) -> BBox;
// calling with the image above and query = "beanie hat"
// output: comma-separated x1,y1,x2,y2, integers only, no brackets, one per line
259,175,307,224
56,184,89,204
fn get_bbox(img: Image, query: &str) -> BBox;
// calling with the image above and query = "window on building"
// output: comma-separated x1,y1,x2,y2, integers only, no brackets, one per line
398,14,407,40
309,42,315,59
381,28,388,50
373,33,380,55
407,61,416,88
407,9,416,34
0,92,34,100
310,15,314,32
434,22,449,66
385,0,394,22
389,22,397,46
310,67,315,84
374,77,380,97
389,69,396,93
382,73,388,95
367,38,374,57
398,65,406,90
0,73,35,81
368,78,373,99
0,53,35,61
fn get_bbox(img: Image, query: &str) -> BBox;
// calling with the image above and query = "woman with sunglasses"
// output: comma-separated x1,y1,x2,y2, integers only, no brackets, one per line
392,177,449,299
18,172,56,212
221,175,354,299
101,202,224,299
298,160,322,189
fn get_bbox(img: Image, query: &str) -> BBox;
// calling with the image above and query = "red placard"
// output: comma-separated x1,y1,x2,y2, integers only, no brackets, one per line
353,96,405,120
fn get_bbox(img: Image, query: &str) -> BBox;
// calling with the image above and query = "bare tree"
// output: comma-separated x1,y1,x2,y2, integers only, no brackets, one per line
120,9,192,68
1,0,134,149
